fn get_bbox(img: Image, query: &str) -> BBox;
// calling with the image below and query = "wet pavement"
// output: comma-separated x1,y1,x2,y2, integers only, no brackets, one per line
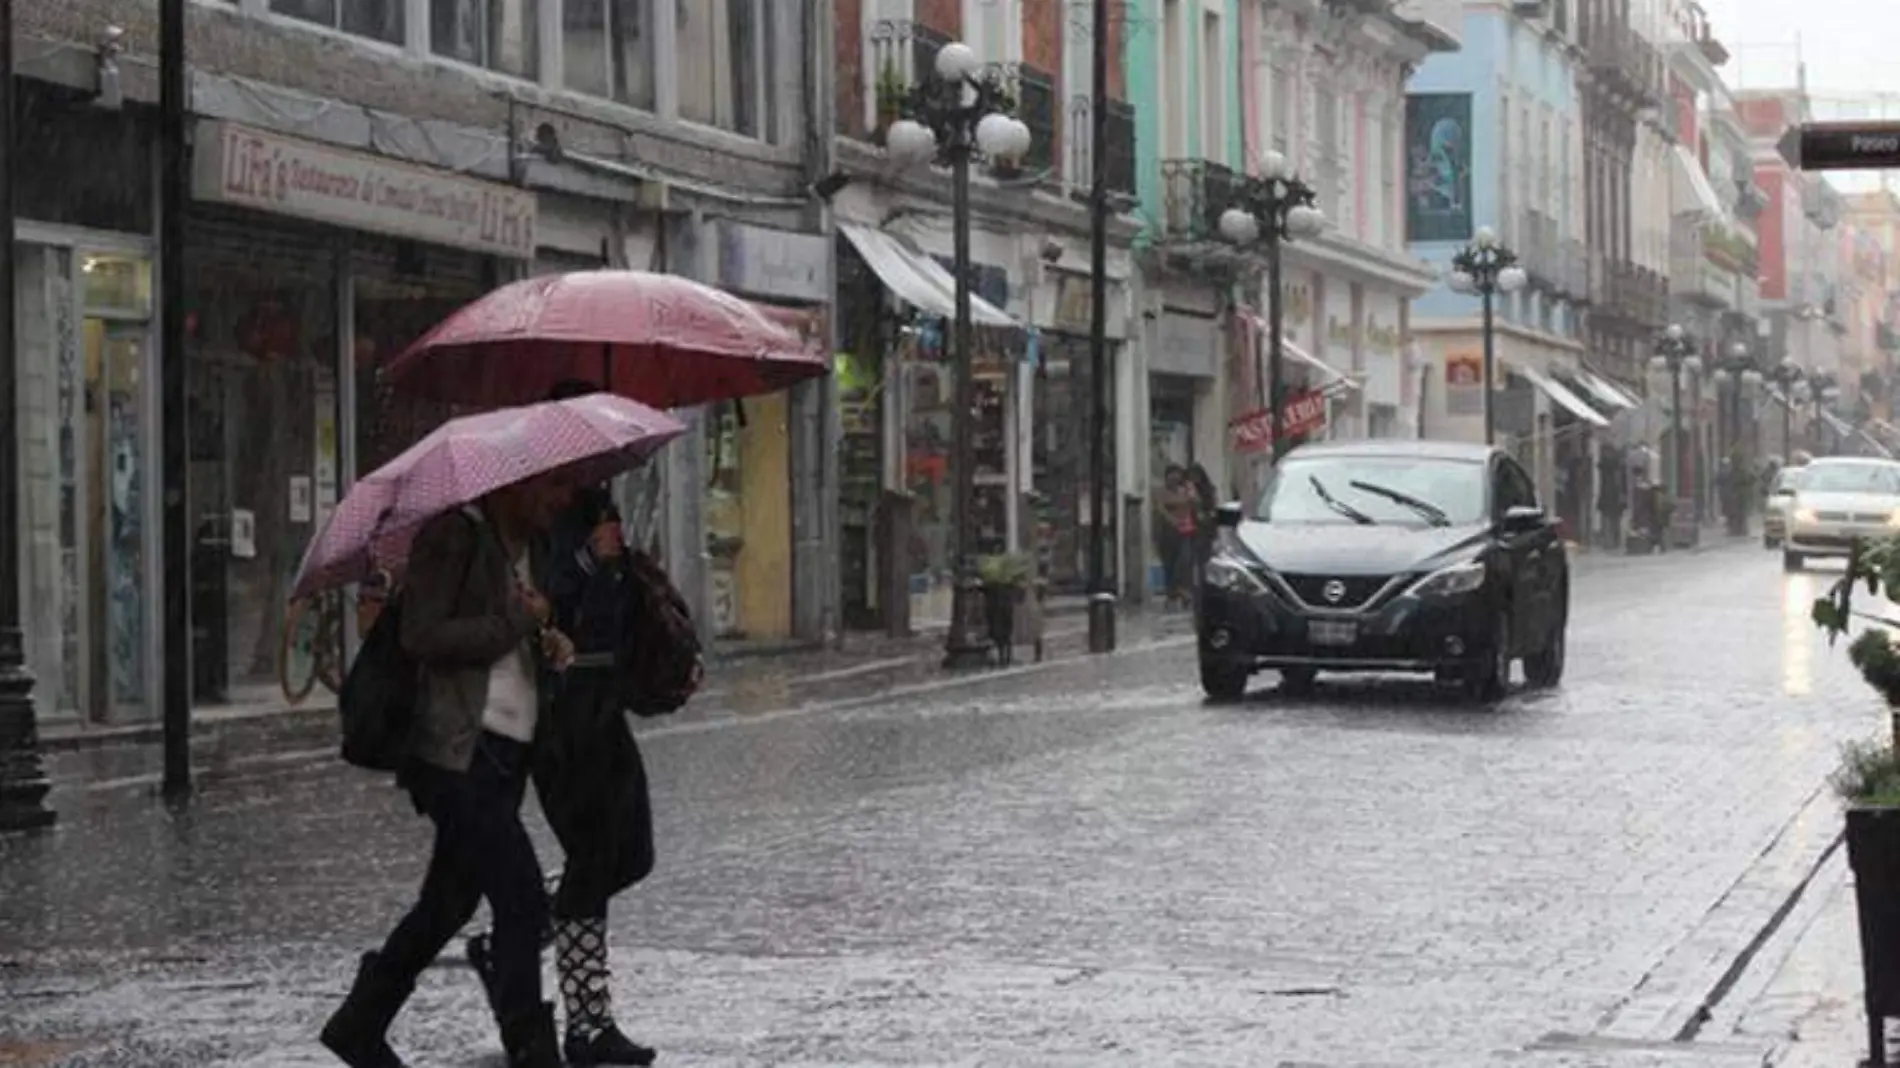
0,542,1889,1066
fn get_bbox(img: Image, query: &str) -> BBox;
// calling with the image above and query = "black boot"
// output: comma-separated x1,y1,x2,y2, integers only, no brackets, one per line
319,952,414,1068
555,918,655,1067
501,1003,566,1068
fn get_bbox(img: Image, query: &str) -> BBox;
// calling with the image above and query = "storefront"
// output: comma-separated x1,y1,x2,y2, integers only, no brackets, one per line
13,83,159,726
703,220,831,643
1036,271,1126,594
1148,299,1223,594
182,120,533,708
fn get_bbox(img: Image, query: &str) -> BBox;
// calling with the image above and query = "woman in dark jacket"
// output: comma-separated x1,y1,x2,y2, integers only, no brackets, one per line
468,381,690,1067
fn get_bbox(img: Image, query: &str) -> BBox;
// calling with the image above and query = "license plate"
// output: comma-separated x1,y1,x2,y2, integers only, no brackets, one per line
1308,619,1357,647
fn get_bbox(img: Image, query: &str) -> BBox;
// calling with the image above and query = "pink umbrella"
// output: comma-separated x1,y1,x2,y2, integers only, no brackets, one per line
291,393,686,599
381,270,829,409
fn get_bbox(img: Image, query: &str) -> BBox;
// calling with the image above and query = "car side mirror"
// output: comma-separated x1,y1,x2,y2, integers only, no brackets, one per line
1215,501,1244,528
1499,505,1547,534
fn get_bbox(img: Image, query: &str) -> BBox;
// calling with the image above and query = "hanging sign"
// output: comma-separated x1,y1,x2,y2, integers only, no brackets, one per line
1777,121,1900,172
1229,390,1328,454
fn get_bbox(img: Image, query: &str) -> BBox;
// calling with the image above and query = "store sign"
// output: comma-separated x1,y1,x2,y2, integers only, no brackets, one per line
1363,303,1404,407
1051,271,1128,339
717,221,830,303
1229,390,1328,454
192,120,537,258
1153,312,1219,378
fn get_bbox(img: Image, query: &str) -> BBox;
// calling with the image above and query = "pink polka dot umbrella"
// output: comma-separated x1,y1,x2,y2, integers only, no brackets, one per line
291,392,685,599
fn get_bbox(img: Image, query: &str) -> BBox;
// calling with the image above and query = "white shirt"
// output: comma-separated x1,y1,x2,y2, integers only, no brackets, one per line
480,551,539,743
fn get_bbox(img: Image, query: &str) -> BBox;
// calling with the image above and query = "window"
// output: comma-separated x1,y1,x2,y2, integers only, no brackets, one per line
565,0,656,109
272,0,404,44
1271,64,1291,153
1200,11,1224,163
1161,0,1186,157
432,0,539,77
1494,459,1538,514
1314,83,1338,218
678,0,778,139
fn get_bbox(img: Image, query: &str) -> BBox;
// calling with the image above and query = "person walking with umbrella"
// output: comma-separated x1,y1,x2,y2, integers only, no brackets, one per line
320,470,578,1068
298,393,689,1068
466,380,698,1066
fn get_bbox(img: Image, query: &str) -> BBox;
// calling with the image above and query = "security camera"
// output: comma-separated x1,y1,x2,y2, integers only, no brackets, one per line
1038,238,1063,264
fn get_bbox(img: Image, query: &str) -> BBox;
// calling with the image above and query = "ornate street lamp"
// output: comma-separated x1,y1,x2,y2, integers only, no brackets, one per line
1445,227,1528,445
0,0,53,831
1708,341,1761,536
1807,371,1842,455
884,43,1033,671
1766,357,1805,461
1650,325,1704,520
1217,150,1327,462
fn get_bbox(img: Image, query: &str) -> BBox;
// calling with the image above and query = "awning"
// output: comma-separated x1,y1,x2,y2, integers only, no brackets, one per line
1822,410,1855,437
1512,363,1611,427
1239,311,1358,389
1573,368,1642,410
1670,145,1728,220
1861,428,1896,459
838,222,1017,328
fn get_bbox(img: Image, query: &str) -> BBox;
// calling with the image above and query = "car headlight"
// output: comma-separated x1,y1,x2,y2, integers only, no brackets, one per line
1793,507,1818,524
1204,553,1269,594
1888,508,1900,529
1407,559,1487,598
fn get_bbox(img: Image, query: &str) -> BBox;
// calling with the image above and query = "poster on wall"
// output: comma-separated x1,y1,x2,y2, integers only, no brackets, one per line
1405,93,1474,243
1445,350,1484,416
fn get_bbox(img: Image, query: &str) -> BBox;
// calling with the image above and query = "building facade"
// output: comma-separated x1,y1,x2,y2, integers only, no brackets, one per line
1406,0,1605,532
829,0,1143,629
13,0,837,726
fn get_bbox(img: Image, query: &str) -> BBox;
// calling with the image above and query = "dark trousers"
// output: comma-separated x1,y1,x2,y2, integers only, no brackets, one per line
379,732,549,1023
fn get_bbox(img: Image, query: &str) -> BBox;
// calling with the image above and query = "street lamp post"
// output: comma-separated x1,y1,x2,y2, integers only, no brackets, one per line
1650,325,1703,527
1807,371,1841,455
1216,151,1327,462
1767,358,1804,461
885,46,1033,671
0,0,55,832
1708,341,1760,537
1445,228,1529,445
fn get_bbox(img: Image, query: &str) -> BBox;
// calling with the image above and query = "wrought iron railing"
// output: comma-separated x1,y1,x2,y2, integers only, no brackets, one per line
1016,65,1057,179
1159,159,1239,244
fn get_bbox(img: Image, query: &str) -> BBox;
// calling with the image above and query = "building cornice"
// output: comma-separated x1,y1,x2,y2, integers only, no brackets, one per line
1283,232,1441,296
1409,317,1588,353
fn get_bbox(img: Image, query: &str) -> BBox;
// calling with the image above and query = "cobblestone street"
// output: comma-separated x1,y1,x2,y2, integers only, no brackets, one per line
0,543,1888,1066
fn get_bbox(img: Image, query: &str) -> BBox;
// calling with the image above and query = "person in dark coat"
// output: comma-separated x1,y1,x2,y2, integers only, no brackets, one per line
467,379,685,1068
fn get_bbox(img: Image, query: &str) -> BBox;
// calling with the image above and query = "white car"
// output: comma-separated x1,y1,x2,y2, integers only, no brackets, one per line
1783,458,1900,571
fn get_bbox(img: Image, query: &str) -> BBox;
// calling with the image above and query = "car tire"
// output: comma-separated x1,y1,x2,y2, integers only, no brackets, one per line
1524,612,1566,689
1463,612,1510,703
1783,550,1804,572
1201,660,1249,703
1279,667,1318,693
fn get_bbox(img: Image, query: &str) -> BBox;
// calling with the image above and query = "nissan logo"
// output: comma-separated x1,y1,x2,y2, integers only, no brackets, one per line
1321,579,1347,604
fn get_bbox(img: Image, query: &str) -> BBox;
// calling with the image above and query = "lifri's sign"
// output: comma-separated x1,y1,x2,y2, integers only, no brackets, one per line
1777,121,1900,172
192,121,538,258
1229,389,1327,454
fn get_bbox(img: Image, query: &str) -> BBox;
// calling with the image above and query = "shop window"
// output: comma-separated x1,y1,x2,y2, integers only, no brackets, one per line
564,0,656,109
433,0,540,78
677,0,778,140
271,0,405,45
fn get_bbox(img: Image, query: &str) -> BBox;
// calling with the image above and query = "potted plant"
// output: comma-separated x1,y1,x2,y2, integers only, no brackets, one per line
977,553,1032,662
1813,538,1900,1066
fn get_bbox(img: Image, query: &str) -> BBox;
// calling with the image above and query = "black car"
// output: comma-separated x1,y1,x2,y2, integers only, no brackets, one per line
1197,440,1568,702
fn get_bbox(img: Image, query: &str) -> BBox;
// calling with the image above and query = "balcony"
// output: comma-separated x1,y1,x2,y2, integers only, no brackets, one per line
1015,65,1057,180
1159,159,1240,245
1587,25,1664,107
1561,238,1589,301
1104,100,1137,198
1067,97,1138,201
1669,219,1735,309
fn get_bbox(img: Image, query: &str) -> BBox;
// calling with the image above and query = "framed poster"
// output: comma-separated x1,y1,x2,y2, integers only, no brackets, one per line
1405,93,1474,243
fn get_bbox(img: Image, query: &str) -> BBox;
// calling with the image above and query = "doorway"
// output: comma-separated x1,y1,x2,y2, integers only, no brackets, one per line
80,318,151,721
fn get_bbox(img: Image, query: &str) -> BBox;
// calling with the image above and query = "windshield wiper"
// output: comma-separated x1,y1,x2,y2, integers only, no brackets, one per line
1347,480,1451,527
1309,476,1376,525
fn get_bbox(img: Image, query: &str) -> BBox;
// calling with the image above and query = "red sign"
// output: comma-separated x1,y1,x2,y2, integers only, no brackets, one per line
1229,390,1328,454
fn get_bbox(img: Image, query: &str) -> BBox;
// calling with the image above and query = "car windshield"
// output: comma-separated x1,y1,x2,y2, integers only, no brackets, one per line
1799,464,1900,495
1772,467,1807,493
1255,455,1487,526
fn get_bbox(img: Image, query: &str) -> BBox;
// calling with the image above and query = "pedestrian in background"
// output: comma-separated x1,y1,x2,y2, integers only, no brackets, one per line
1155,465,1198,609
321,473,577,1068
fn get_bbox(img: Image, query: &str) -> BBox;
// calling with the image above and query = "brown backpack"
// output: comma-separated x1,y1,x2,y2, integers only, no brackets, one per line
620,549,703,716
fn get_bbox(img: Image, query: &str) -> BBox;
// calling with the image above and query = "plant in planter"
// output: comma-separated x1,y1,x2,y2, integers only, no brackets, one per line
1813,537,1900,1066
977,553,1032,664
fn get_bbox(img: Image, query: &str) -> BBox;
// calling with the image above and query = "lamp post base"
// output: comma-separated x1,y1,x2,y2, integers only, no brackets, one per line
0,660,53,834
942,572,993,671
1087,592,1117,654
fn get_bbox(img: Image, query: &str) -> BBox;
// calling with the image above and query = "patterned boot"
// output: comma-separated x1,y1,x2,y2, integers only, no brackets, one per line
554,917,656,1067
